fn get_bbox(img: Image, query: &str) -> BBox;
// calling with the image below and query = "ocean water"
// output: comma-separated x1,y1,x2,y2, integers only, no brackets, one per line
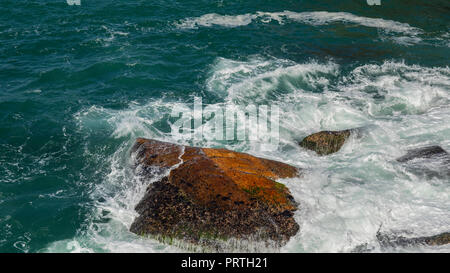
0,0,449,253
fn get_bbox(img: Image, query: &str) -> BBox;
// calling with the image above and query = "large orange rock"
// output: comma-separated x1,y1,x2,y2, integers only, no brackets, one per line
130,138,300,248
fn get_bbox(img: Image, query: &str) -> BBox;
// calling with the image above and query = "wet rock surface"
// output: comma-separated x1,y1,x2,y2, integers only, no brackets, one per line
299,128,362,156
397,146,449,163
129,138,301,248
377,232,450,248
397,146,450,178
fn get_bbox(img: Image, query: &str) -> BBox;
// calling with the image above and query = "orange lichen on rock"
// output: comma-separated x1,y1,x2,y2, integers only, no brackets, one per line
202,148,298,179
129,139,301,247
133,138,183,168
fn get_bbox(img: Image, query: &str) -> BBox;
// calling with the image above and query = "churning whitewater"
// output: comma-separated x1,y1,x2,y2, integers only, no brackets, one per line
0,1,448,253
45,56,450,253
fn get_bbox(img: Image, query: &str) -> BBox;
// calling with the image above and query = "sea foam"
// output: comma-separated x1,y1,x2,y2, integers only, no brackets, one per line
177,11,422,36
44,56,450,253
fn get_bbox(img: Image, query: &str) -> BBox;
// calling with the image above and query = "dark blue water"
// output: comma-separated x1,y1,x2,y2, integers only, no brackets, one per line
0,0,449,252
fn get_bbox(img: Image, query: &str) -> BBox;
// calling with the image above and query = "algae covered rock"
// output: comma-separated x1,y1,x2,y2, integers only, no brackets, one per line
129,138,301,248
299,129,354,156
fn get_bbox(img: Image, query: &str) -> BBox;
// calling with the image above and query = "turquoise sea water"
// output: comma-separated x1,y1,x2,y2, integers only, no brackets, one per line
0,0,449,252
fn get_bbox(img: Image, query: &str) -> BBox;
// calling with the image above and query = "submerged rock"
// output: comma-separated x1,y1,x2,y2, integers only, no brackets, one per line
397,146,449,163
129,138,300,249
377,232,450,248
299,128,361,156
396,146,450,178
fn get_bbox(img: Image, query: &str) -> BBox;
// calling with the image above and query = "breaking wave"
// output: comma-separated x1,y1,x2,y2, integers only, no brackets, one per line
44,55,450,252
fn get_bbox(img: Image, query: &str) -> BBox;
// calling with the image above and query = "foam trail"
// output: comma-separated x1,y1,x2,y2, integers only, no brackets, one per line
260,11,422,34
177,11,422,35
177,13,257,29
